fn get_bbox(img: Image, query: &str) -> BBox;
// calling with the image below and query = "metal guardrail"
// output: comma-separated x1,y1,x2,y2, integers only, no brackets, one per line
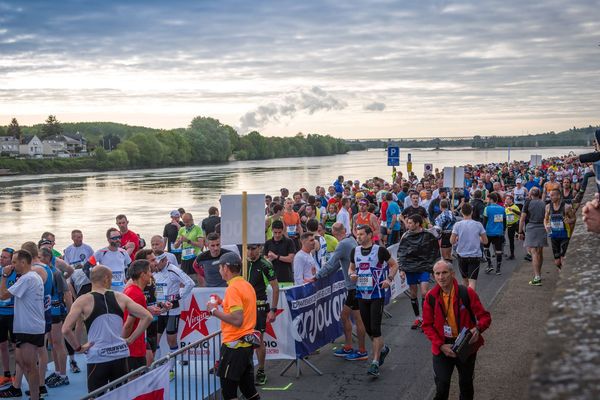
81,330,222,400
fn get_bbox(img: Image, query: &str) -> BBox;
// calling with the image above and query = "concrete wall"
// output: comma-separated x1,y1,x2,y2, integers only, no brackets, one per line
529,180,600,399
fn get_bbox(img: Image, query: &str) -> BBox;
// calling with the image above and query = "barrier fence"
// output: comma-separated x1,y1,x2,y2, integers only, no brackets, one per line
81,330,222,400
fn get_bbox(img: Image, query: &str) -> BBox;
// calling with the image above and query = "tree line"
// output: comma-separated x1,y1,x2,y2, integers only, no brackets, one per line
0,116,349,173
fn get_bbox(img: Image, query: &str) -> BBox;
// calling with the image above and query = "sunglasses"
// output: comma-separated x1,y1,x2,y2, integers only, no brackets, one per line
109,236,122,240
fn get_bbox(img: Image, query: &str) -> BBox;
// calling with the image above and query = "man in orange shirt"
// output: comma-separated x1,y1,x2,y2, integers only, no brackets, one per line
282,199,302,250
207,253,259,400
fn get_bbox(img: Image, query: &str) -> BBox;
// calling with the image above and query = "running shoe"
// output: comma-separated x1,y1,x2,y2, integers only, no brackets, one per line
333,347,353,357
411,319,422,330
556,263,562,271
70,360,81,373
528,277,542,286
367,362,380,377
255,369,267,386
0,385,22,398
44,372,59,386
524,254,532,262
379,345,390,366
47,375,69,388
24,386,47,398
495,268,502,275
345,350,368,361
0,377,10,387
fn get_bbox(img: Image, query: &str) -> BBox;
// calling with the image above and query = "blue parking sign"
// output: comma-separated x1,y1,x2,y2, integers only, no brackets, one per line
387,146,399,158
387,157,399,166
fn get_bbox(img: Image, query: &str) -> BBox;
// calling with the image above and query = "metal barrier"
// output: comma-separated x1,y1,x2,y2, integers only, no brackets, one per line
81,330,222,400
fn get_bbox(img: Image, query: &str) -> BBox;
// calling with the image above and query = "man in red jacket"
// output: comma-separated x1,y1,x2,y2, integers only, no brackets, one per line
422,260,491,400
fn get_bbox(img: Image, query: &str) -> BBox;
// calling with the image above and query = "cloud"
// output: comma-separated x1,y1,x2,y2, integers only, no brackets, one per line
239,86,347,132
364,101,386,112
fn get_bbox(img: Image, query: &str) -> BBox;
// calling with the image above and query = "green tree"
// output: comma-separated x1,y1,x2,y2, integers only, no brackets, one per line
130,133,164,167
7,118,22,142
118,140,140,166
105,149,129,169
41,115,63,139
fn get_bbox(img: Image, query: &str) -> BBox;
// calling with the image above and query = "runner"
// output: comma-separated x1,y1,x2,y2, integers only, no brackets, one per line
401,192,430,227
0,250,45,400
504,195,521,260
93,228,132,292
512,179,528,210
544,189,575,270
263,220,296,287
63,230,94,268
397,214,440,330
336,198,352,236
39,247,70,388
150,235,178,266
282,198,302,242
245,244,279,386
163,210,183,264
315,223,367,361
385,193,403,246
451,203,488,290
116,214,140,258
62,265,152,393
206,253,259,400
482,192,506,275
352,199,379,241
322,203,338,234
293,233,318,285
542,172,561,203
306,219,328,271
519,187,548,286
194,232,231,287
201,206,221,236
348,225,400,377
265,203,283,240
174,213,204,280
153,250,194,377
435,200,457,262
40,232,62,258
123,260,157,371
0,249,15,386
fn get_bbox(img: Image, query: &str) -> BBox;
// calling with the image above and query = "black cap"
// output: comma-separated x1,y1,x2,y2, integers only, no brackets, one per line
213,252,242,267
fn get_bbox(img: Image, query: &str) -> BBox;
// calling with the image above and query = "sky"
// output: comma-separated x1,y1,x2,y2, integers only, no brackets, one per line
0,0,599,139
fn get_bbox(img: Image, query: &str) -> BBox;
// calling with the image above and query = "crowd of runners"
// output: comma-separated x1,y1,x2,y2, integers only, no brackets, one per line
0,146,598,399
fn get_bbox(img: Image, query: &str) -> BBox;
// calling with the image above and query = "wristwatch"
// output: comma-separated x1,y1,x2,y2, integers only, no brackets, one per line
210,308,216,316
270,307,277,313
1,273,9,278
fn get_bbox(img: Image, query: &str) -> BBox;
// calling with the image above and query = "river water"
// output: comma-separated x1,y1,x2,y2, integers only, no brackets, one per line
0,147,588,251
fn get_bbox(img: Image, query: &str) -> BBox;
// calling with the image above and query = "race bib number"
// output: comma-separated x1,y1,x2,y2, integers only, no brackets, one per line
357,263,374,292
182,247,195,260
550,220,564,230
155,283,167,302
443,324,453,338
112,271,124,286
171,242,182,253
507,214,515,223
287,225,297,237
493,214,503,223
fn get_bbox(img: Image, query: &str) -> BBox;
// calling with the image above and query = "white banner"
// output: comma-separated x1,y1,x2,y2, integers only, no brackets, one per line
530,154,542,167
97,363,170,400
443,166,465,189
158,287,295,360
386,243,410,298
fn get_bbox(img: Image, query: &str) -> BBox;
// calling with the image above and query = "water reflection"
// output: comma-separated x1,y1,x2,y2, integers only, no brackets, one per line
0,147,589,251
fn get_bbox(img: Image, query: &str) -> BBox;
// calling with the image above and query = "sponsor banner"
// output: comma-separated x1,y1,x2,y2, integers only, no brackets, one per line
97,362,170,400
158,287,295,360
284,270,346,358
386,243,410,299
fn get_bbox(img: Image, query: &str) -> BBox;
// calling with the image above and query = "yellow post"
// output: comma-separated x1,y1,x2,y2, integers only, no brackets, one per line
242,191,248,280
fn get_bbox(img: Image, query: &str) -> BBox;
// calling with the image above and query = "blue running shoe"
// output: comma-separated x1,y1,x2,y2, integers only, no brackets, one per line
345,350,368,361
333,347,353,357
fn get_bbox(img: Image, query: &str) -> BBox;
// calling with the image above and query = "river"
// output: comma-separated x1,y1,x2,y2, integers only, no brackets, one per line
0,146,588,251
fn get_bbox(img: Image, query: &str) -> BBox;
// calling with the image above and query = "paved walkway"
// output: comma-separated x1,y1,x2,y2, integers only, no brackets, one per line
259,242,560,400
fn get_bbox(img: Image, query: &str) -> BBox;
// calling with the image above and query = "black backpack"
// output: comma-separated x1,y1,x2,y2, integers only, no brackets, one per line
427,285,476,324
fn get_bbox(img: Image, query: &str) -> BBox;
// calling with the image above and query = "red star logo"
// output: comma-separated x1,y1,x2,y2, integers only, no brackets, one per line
179,296,211,339
264,309,284,339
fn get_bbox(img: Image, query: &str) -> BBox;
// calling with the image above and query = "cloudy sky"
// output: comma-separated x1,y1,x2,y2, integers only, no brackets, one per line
1,0,599,138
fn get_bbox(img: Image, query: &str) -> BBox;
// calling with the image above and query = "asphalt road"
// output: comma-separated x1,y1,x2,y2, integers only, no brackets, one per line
259,242,529,400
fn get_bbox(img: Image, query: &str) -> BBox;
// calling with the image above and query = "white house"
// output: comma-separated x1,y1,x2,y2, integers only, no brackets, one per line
19,135,43,157
42,138,67,156
0,136,19,156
